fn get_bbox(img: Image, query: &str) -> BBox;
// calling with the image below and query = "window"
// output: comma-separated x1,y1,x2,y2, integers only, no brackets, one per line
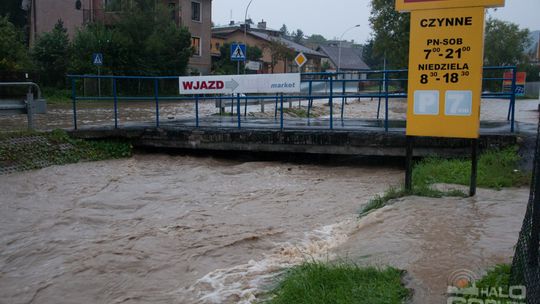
191,1,201,22
192,37,201,56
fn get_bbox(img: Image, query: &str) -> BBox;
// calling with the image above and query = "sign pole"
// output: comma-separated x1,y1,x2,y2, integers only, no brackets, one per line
470,139,479,196
405,136,414,192
98,66,101,97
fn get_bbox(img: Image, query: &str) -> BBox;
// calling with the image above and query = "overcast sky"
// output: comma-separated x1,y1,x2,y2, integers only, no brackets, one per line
212,0,540,44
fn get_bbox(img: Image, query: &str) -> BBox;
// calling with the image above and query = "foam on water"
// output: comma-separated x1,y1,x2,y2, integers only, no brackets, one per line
188,219,355,304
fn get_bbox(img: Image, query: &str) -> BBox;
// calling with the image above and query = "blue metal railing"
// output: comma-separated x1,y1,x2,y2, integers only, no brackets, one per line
67,66,517,132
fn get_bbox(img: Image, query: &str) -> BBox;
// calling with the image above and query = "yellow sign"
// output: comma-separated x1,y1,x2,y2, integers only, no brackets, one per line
395,0,504,11
294,52,307,68
406,7,485,139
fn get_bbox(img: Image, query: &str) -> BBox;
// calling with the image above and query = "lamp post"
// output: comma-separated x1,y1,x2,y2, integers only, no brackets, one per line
243,0,255,74
337,24,360,73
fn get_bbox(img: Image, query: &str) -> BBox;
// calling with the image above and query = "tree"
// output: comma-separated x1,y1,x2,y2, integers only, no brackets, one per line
293,29,304,44
32,20,70,87
70,23,128,74
0,16,31,73
0,0,27,30
484,18,530,66
368,0,410,69
279,24,288,36
70,0,193,76
305,34,327,45
212,43,263,75
265,39,294,73
362,39,380,69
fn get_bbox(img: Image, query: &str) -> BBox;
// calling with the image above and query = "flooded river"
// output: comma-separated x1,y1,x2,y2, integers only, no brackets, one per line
0,154,529,303
0,154,402,303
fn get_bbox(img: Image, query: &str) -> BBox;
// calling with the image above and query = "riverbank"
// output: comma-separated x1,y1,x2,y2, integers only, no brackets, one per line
0,130,132,174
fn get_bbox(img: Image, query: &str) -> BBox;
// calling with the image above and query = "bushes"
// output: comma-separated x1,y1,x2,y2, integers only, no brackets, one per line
32,20,70,88
0,16,31,73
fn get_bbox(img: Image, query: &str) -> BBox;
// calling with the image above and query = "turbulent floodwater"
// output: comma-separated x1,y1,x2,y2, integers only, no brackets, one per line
0,154,404,303
0,154,529,303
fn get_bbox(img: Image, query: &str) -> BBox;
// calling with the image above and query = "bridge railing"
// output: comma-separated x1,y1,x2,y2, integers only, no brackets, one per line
67,66,517,132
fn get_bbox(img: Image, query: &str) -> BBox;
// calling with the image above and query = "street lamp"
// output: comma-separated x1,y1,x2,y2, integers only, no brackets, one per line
244,0,254,42
337,24,360,73
243,0,255,74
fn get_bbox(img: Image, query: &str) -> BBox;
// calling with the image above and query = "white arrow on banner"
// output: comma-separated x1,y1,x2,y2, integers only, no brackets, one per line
178,73,301,95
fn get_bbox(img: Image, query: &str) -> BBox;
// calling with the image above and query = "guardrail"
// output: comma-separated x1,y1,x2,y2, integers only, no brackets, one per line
0,82,47,129
67,66,517,132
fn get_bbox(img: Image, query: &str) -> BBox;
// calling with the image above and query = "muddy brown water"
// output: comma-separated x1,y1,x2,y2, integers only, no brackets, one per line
0,154,529,303
0,155,402,303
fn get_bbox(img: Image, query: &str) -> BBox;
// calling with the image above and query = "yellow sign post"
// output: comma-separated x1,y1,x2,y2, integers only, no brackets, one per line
407,7,485,138
396,0,504,11
396,0,505,195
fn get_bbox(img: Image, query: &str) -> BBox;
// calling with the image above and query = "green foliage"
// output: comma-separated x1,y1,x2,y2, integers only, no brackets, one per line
70,0,192,76
32,20,70,87
368,0,410,69
367,2,530,70
360,186,466,215
0,130,132,172
266,39,295,73
42,87,71,104
484,18,530,66
305,34,327,45
463,265,512,301
267,262,410,304
0,16,31,73
70,23,128,74
279,24,288,36
281,107,321,118
360,147,527,215
0,0,27,29
292,29,304,43
521,63,540,82
212,43,263,75
413,147,529,190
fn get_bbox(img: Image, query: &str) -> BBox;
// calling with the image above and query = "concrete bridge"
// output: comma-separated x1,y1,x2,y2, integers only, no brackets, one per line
66,69,528,157
69,117,530,157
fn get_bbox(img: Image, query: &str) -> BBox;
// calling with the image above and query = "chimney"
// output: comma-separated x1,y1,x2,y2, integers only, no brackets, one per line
257,19,267,30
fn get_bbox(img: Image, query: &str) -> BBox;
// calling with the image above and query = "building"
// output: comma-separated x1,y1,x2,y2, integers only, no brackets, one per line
212,20,327,74
317,45,370,75
27,0,212,74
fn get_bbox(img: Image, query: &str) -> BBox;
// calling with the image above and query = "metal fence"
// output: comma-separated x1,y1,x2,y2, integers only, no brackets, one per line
511,115,540,303
67,66,517,132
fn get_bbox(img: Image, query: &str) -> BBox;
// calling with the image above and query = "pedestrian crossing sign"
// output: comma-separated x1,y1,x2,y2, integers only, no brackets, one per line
230,43,247,62
92,53,103,66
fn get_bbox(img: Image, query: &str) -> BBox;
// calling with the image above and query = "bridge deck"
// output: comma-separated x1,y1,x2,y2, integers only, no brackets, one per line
70,117,533,157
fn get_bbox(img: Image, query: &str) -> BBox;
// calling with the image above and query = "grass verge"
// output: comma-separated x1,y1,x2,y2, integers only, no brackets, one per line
42,87,71,104
0,129,132,172
360,147,529,215
266,262,410,304
460,264,516,302
413,147,529,190
282,107,314,118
